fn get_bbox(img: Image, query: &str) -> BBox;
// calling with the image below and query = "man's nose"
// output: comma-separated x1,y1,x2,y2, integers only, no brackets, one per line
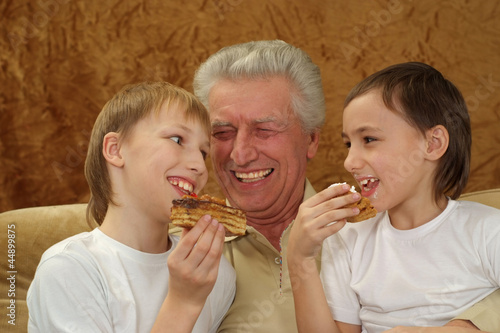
230,131,258,166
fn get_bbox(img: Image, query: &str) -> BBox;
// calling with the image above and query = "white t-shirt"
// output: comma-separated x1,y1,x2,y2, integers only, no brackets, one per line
321,200,500,333
27,228,236,333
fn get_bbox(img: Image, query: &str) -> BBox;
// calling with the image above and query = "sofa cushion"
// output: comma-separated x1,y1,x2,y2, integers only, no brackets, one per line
458,188,500,209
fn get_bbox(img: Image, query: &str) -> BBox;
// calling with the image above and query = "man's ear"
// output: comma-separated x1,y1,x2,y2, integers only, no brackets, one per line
307,130,320,160
425,125,449,161
103,132,124,167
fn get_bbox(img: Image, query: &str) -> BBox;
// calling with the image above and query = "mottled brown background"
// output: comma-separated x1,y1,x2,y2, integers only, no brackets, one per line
1,0,499,213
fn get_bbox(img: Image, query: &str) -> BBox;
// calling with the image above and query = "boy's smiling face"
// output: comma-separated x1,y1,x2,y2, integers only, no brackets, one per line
116,101,210,222
342,89,433,213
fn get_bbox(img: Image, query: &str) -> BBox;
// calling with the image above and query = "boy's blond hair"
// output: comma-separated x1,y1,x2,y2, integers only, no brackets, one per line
85,82,210,225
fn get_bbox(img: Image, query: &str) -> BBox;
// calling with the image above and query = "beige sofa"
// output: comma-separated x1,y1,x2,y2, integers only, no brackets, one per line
1,188,499,332
0,204,95,332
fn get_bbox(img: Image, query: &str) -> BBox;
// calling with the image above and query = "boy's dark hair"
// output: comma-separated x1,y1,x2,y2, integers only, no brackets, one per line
344,62,471,201
85,82,210,226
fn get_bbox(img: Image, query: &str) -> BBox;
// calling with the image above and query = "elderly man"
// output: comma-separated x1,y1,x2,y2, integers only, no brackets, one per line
192,40,500,333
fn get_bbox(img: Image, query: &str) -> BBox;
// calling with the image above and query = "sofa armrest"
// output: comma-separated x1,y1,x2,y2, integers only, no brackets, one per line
0,204,93,332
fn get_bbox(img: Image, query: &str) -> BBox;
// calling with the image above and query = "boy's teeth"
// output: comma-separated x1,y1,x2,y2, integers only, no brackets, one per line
360,178,379,189
169,179,194,193
178,180,193,193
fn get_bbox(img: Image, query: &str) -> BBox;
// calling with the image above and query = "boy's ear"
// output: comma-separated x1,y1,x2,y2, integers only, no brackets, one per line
425,125,449,160
103,132,124,167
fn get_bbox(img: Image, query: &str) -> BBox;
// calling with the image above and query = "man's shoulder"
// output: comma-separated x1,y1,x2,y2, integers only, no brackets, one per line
303,178,317,200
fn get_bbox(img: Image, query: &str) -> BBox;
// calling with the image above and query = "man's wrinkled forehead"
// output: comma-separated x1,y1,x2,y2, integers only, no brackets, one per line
211,111,295,129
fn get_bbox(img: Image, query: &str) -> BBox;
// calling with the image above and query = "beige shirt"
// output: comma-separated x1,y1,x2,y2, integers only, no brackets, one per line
217,179,318,333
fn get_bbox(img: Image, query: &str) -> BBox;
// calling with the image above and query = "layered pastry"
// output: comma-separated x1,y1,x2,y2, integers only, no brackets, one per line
329,183,377,222
171,194,247,236
345,196,377,222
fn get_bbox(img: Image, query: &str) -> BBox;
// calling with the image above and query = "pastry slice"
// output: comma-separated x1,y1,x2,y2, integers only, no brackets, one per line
171,194,247,236
345,196,377,222
329,182,377,222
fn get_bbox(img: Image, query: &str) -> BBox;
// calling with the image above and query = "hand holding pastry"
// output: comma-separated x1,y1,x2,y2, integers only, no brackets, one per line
289,183,361,263
166,215,225,310
329,183,377,222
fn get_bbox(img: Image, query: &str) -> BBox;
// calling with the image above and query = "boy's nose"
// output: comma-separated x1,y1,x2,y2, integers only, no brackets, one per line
344,147,362,173
187,151,207,174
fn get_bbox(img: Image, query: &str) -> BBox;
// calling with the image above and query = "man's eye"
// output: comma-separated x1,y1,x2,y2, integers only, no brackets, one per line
170,136,181,144
256,128,277,138
212,130,234,141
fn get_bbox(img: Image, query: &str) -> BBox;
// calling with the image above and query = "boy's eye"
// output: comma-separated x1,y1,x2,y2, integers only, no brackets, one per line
170,136,181,145
342,137,351,148
364,137,376,143
201,150,208,160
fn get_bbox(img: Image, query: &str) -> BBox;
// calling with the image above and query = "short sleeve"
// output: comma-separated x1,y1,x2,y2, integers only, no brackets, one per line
27,254,114,332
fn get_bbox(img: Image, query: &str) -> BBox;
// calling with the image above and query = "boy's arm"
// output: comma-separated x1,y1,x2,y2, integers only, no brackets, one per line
288,184,361,333
448,289,500,332
152,216,226,333
289,243,347,333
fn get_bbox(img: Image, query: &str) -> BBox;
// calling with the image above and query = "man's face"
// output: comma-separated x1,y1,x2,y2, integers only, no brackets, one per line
208,77,319,223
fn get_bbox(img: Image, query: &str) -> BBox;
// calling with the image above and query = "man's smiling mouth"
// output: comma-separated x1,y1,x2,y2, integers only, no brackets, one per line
233,169,273,183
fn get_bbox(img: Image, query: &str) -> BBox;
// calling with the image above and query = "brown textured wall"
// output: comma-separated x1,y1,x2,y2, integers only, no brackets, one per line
1,0,499,212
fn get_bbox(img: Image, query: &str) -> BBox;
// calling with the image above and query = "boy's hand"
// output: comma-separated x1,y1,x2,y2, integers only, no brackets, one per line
167,215,225,308
288,183,360,264
152,217,225,332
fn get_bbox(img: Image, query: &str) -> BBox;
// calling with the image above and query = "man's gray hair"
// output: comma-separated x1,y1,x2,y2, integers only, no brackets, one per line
193,40,325,133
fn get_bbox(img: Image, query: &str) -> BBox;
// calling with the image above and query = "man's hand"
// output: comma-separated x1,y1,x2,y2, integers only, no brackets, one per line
384,320,483,333
446,319,480,330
